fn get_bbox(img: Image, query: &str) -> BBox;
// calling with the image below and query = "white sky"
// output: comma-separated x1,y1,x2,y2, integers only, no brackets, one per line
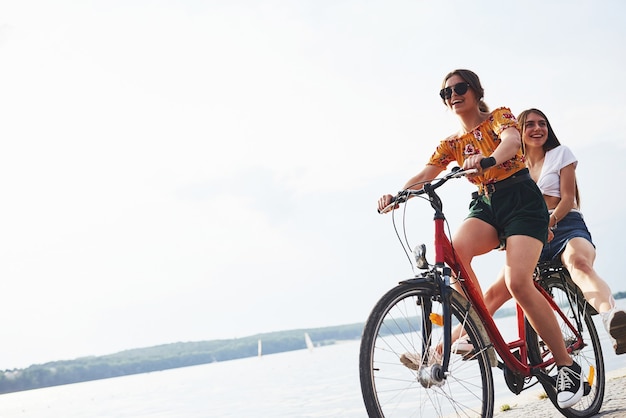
1,0,625,370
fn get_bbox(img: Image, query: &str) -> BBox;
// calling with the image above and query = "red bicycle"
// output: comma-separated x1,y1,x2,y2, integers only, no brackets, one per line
359,167,605,417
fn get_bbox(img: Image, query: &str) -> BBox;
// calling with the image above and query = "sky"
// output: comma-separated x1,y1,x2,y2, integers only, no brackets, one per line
1,0,625,370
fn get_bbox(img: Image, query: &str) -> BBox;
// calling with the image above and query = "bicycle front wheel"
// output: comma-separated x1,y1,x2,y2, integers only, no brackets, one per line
359,280,495,418
526,273,605,418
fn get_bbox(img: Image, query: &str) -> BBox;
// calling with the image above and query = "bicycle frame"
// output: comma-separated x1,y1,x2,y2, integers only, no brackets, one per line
363,168,604,417
424,180,585,378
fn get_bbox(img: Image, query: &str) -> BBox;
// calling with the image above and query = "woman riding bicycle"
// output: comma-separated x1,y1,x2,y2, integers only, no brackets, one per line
377,69,583,409
465,108,626,356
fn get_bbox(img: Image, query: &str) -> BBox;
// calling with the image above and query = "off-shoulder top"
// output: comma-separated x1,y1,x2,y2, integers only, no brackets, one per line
427,107,526,192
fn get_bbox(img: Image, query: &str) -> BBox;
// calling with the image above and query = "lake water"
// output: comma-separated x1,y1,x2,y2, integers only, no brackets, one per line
2,300,626,417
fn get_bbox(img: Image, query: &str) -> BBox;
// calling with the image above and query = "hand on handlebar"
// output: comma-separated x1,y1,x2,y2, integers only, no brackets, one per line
462,154,496,172
462,154,482,171
378,167,475,213
378,194,398,214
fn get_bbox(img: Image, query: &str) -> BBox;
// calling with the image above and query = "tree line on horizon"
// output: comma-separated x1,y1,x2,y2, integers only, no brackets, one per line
2,292,624,395
0,322,364,394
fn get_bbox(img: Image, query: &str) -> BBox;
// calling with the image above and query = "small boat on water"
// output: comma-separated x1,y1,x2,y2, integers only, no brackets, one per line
258,339,262,357
305,332,314,351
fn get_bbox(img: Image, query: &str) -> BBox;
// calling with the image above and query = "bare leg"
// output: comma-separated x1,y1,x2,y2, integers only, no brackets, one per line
449,269,512,345
483,268,513,315
505,235,572,366
442,218,500,348
561,238,614,313
449,218,500,296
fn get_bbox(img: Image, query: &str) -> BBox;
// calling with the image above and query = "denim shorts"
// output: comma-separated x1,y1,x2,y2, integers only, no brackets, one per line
540,211,595,261
467,178,549,244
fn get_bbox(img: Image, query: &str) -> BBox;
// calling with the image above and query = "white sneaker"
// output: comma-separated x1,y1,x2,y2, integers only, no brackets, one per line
399,349,441,370
451,338,474,356
556,361,584,409
602,308,626,355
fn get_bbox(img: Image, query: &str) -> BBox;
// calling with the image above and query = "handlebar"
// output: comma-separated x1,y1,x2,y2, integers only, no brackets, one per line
379,167,478,214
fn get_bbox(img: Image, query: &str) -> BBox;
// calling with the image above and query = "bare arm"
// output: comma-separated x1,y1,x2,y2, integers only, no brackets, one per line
462,126,521,170
550,163,577,227
402,164,444,190
377,164,444,212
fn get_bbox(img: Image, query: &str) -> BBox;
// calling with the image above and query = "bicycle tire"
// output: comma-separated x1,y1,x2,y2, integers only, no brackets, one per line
526,272,605,417
359,280,495,417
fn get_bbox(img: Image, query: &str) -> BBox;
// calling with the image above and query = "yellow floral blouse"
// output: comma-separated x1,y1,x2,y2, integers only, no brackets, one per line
427,107,526,191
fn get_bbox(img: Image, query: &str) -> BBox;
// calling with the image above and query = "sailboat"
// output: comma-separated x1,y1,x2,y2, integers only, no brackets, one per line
304,332,314,351
258,339,262,357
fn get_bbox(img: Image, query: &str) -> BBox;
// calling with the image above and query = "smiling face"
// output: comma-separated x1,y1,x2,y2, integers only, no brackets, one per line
442,74,477,115
518,108,562,155
521,111,549,150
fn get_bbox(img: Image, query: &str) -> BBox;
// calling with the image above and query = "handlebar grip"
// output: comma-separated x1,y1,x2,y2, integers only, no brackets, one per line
378,194,406,214
479,156,496,169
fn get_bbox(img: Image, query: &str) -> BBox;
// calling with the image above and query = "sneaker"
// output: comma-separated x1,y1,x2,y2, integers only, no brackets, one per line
556,361,584,409
602,308,626,355
451,338,474,356
399,350,441,370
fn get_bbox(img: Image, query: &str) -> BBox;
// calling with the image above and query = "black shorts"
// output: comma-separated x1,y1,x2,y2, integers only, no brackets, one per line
467,178,549,244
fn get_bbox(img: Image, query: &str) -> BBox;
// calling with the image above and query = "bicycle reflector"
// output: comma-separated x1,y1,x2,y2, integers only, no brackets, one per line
429,313,444,326
588,366,595,386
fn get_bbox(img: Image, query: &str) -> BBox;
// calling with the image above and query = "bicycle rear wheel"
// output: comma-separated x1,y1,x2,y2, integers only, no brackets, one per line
526,273,605,417
359,280,495,418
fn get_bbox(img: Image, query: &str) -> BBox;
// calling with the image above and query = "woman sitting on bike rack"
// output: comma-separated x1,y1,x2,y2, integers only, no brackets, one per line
458,108,626,355
377,69,584,409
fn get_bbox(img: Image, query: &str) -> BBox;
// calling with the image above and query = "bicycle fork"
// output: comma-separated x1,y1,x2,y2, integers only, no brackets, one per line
417,266,454,388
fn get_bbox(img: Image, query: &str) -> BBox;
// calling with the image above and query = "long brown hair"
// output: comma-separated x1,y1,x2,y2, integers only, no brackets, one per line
441,69,489,112
518,108,581,207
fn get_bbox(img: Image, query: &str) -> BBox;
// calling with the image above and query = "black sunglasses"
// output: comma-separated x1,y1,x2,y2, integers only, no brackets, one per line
439,82,470,100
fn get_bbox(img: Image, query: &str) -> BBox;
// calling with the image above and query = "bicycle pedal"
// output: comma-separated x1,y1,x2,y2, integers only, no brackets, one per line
583,381,591,396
